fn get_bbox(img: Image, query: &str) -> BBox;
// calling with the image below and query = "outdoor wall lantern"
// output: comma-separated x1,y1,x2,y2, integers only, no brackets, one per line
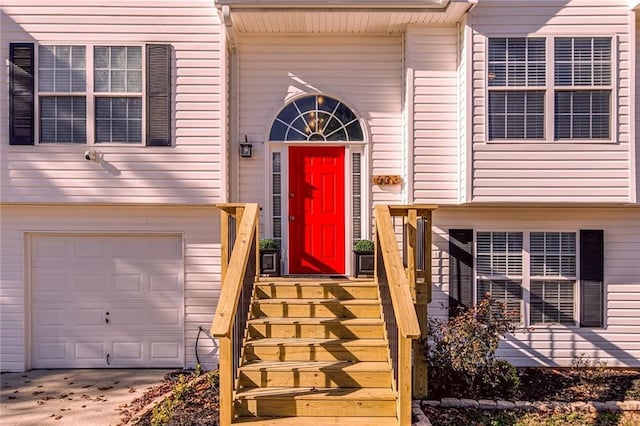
240,135,253,158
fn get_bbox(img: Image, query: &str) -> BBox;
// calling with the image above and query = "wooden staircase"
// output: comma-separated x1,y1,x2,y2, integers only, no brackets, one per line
214,204,436,426
232,278,398,425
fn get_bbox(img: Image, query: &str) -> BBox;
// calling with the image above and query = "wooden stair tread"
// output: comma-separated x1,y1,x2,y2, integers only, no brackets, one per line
248,317,383,325
232,416,398,425
240,360,391,372
245,337,387,346
253,298,380,304
257,279,375,285
235,386,396,400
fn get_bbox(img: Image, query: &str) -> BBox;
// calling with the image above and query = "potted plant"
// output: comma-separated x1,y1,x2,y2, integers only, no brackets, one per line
353,239,375,277
259,238,281,276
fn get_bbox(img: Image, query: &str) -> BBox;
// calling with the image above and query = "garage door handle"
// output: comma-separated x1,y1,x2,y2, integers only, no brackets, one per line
106,354,111,365
105,318,109,324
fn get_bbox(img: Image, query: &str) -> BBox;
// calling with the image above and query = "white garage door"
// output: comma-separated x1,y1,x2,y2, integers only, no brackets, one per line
31,235,184,368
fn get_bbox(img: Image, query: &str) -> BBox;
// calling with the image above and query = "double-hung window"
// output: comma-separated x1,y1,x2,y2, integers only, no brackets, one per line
94,46,143,143
9,43,171,146
476,232,524,321
38,46,87,143
529,232,577,325
554,37,611,139
488,38,546,140
487,36,612,141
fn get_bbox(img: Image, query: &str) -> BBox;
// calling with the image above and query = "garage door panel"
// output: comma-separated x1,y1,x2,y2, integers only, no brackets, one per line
112,272,144,293
150,273,181,292
72,307,105,326
32,341,67,364
31,235,184,368
75,342,107,362
33,307,66,327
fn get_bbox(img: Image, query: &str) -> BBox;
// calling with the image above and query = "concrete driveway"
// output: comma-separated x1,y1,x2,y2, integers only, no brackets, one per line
0,369,171,425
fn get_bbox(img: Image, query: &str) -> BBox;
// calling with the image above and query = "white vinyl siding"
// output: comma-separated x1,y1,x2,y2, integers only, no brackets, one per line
236,34,403,212
406,26,460,204
468,0,632,203
0,0,225,204
0,205,221,372
430,206,640,367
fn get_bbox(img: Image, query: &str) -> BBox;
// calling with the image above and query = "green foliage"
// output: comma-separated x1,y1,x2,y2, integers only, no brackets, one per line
151,398,178,426
172,374,193,402
353,239,374,252
207,370,220,392
259,238,279,250
422,296,519,399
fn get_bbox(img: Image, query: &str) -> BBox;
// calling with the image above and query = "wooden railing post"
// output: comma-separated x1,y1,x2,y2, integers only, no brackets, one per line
399,335,413,426
218,335,233,425
213,203,260,426
386,205,436,401
407,208,418,302
220,210,230,283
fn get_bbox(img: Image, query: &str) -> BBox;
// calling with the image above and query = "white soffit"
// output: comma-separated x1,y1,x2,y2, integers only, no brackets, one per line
632,0,640,10
216,0,476,33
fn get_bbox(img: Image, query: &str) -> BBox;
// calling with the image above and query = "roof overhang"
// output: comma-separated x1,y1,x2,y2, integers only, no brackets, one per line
631,0,640,10
215,0,477,34
216,0,448,9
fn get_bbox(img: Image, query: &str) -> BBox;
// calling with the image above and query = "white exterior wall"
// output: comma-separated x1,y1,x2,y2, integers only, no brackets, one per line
430,207,640,367
631,9,640,204
236,34,403,210
406,26,460,205
0,205,220,372
468,0,633,203
0,1,225,204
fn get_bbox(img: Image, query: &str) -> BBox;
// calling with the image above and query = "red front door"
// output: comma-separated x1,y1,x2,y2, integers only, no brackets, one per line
288,146,345,274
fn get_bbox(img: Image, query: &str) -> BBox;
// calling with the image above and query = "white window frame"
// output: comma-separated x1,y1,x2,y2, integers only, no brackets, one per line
35,43,146,146
486,35,617,144
475,231,524,322
474,229,581,329
529,231,578,326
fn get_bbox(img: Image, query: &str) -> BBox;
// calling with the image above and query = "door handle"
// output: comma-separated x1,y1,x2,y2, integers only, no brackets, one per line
289,216,295,221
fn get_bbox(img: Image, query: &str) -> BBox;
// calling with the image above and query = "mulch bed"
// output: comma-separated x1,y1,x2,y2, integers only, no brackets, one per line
118,367,640,425
517,367,640,401
424,367,640,426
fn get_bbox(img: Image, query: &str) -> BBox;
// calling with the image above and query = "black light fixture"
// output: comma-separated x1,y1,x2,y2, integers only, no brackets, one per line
240,135,253,158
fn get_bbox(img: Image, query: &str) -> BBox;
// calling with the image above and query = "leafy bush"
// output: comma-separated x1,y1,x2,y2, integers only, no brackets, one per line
353,239,374,252
421,296,519,399
259,238,279,250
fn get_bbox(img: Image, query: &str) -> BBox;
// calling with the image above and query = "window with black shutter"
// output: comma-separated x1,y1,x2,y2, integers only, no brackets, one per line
448,229,474,316
580,230,604,327
9,43,35,145
8,43,171,146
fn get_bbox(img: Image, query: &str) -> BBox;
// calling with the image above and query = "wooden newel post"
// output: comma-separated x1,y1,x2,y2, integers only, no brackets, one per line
412,209,433,399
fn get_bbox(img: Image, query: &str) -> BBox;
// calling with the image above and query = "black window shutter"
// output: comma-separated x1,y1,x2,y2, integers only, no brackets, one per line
449,229,474,316
9,43,35,145
146,44,171,146
580,230,604,327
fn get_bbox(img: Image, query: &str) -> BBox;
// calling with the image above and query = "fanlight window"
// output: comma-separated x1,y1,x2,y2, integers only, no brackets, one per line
269,95,364,142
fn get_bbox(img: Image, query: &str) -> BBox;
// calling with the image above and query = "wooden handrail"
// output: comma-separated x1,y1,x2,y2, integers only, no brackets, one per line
375,205,420,338
211,203,259,337
211,203,260,426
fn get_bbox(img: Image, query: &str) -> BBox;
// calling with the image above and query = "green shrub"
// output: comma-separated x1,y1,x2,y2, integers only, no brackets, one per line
353,239,374,252
421,296,519,399
259,238,279,250
151,398,178,426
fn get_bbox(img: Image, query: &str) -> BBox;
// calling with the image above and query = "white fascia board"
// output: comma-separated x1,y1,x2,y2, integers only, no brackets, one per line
215,0,447,9
631,0,640,10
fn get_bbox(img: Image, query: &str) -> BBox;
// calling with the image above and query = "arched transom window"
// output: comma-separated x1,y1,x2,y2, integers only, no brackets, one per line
269,95,364,142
